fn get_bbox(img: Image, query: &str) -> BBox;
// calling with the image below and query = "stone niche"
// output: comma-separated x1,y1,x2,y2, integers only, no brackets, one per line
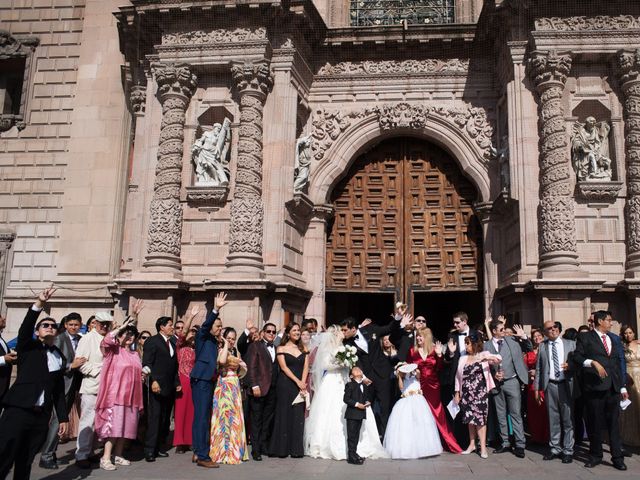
570,99,622,203
186,105,234,209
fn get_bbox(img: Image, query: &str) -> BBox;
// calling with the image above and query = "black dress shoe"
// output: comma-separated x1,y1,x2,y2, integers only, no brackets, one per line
156,451,169,458
39,459,58,470
513,448,525,458
145,453,156,462
623,449,632,458
561,454,573,464
75,459,91,469
493,446,511,454
584,459,601,468
613,462,627,471
543,452,560,461
347,457,363,465
252,454,262,461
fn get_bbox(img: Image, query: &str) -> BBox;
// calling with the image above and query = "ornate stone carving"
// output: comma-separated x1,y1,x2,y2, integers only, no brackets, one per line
617,49,640,274
527,50,581,273
535,16,640,31
162,27,267,46
317,59,470,76
226,62,273,272
294,135,312,193
571,118,613,181
185,185,229,206
145,63,197,271
129,85,146,115
311,103,494,164
192,118,232,186
576,181,623,202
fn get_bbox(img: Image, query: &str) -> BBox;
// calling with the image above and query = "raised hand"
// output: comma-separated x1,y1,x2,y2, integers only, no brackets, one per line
400,313,413,329
35,286,56,308
190,305,200,318
246,317,255,331
214,292,228,311
513,324,527,338
131,299,144,317
434,341,444,356
447,338,456,354
360,318,372,328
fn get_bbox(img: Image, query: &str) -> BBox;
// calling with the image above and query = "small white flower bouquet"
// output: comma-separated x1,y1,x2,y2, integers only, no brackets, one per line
335,345,358,368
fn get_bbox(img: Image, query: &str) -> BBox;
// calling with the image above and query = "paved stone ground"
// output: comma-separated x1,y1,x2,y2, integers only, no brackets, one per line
28,442,638,480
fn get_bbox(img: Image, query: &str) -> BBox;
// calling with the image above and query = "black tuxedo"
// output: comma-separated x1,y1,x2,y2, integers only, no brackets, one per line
0,334,11,404
344,319,400,435
572,330,626,464
142,334,179,455
343,380,371,460
391,329,414,362
0,307,67,480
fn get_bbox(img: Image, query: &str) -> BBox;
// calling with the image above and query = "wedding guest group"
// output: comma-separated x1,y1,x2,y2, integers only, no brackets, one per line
1,289,637,477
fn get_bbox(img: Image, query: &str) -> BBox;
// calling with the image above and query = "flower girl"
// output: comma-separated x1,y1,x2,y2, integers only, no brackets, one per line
383,363,443,459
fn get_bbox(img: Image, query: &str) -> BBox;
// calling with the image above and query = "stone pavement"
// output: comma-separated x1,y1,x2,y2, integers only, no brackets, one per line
29,443,638,480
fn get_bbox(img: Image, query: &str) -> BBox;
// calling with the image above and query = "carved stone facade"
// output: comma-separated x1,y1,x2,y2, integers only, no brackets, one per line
2,1,640,339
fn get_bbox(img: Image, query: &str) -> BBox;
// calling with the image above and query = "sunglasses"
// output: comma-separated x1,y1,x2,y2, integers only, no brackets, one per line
415,319,426,323
38,322,57,329
264,329,276,334
140,335,150,340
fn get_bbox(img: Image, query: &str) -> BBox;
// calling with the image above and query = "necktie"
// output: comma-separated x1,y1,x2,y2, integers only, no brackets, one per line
601,334,610,356
166,338,172,355
497,339,504,351
551,341,561,379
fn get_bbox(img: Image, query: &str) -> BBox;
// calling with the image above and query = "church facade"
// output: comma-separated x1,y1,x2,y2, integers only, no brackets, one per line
1,0,639,336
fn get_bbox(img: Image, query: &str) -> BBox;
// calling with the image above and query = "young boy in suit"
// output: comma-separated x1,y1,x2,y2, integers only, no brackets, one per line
343,366,371,465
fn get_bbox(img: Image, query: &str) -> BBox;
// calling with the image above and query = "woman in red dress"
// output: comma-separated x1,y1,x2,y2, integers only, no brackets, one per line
524,328,549,444
173,307,200,453
408,327,462,453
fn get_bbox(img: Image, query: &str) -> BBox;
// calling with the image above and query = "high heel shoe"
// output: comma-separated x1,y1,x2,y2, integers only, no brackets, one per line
461,445,476,455
480,450,489,459
192,454,197,464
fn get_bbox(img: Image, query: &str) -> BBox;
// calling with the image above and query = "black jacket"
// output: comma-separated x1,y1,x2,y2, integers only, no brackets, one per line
345,319,401,380
441,328,480,387
572,330,625,393
343,380,371,421
2,307,68,421
0,335,11,401
142,334,179,396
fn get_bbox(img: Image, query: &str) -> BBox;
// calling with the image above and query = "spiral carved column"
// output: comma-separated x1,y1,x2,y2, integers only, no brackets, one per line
144,63,197,271
527,51,583,276
225,61,273,273
617,50,640,276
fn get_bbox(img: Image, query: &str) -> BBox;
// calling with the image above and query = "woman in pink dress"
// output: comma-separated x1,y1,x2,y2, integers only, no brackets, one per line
173,306,200,453
95,318,143,470
408,327,462,453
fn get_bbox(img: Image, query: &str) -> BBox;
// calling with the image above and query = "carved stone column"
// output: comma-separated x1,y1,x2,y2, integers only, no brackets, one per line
144,64,197,271
225,62,273,274
617,50,640,277
527,51,583,277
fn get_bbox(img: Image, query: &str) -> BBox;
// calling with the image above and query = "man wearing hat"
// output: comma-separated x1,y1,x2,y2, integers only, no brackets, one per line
74,310,113,468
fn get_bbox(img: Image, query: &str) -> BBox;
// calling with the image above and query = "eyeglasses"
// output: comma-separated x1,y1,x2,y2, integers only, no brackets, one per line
264,329,276,334
38,322,57,329
415,319,426,323
140,335,150,340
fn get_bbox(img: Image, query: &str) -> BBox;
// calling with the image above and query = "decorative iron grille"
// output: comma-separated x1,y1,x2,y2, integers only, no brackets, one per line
350,0,455,26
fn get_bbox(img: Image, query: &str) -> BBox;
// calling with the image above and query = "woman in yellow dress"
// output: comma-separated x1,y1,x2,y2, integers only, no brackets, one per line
620,324,640,447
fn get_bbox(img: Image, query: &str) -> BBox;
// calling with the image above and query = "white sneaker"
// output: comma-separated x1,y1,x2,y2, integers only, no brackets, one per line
100,458,117,471
114,456,130,466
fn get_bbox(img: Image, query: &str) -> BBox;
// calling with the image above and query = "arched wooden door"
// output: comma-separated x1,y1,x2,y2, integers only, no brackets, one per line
326,138,482,314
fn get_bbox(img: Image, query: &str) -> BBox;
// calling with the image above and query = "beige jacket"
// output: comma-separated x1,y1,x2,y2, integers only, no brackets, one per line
76,329,105,395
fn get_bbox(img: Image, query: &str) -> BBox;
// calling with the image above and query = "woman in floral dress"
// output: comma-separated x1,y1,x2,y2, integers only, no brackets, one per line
209,327,249,464
454,334,501,459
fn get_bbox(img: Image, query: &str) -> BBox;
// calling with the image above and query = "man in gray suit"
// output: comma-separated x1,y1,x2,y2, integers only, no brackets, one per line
485,319,532,458
534,320,576,463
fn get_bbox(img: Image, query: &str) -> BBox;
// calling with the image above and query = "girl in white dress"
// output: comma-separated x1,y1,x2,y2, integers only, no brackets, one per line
304,326,388,460
383,363,443,459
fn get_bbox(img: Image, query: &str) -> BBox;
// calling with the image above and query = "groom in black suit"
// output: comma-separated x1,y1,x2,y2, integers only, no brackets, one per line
340,312,405,435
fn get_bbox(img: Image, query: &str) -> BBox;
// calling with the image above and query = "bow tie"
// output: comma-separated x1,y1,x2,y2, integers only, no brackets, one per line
354,334,361,341
265,342,274,348
45,345,57,352
460,332,467,336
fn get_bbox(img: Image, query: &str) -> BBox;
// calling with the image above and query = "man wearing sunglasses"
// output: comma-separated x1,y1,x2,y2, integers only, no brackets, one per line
0,287,68,480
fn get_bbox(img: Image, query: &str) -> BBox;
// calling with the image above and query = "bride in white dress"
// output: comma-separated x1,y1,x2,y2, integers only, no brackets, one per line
304,325,388,460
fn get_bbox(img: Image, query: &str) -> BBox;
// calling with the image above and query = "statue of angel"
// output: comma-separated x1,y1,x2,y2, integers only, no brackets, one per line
293,134,312,193
571,117,612,181
191,118,231,186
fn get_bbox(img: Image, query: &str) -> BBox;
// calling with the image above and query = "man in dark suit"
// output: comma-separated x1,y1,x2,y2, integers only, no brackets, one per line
142,316,180,462
245,322,279,461
0,314,17,407
343,366,370,465
190,292,227,468
340,311,405,436
572,310,628,470
0,288,68,480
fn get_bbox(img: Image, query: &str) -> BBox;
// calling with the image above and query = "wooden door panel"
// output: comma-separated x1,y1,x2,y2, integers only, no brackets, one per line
326,138,481,294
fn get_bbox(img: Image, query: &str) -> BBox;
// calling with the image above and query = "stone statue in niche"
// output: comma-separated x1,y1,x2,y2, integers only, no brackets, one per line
191,118,231,186
293,134,312,193
491,135,510,194
571,117,613,181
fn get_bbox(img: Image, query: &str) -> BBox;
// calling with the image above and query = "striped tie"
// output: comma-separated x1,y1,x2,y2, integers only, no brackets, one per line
602,334,610,356
551,341,560,379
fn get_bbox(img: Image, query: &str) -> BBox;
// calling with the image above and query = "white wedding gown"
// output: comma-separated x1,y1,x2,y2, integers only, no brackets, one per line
304,354,388,460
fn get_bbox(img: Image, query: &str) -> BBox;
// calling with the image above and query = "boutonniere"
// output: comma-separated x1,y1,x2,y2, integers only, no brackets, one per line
371,333,377,341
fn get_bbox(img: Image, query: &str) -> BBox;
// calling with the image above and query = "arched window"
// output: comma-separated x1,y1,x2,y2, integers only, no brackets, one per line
350,0,455,26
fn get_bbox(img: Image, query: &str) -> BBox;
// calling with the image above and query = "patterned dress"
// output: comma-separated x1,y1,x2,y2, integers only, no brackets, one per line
209,355,248,464
460,362,488,426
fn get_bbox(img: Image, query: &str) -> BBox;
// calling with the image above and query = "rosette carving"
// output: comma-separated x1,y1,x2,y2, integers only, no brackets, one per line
535,16,640,31
617,50,640,273
226,62,273,272
144,63,197,270
527,50,580,272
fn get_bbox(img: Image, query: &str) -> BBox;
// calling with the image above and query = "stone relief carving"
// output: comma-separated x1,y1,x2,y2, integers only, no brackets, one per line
162,27,267,45
128,85,146,115
571,117,613,181
294,135,312,193
145,64,197,268
311,103,494,164
191,118,231,186
317,59,470,76
535,16,640,31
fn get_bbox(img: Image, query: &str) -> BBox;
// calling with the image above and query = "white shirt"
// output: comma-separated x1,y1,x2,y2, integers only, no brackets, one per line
492,337,505,353
160,333,174,357
582,330,627,394
0,334,8,367
458,328,470,356
547,338,565,381
35,348,63,406
354,329,368,354
265,340,275,362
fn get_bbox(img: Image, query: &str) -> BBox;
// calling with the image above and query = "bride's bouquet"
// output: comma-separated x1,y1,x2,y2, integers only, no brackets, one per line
335,345,358,368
